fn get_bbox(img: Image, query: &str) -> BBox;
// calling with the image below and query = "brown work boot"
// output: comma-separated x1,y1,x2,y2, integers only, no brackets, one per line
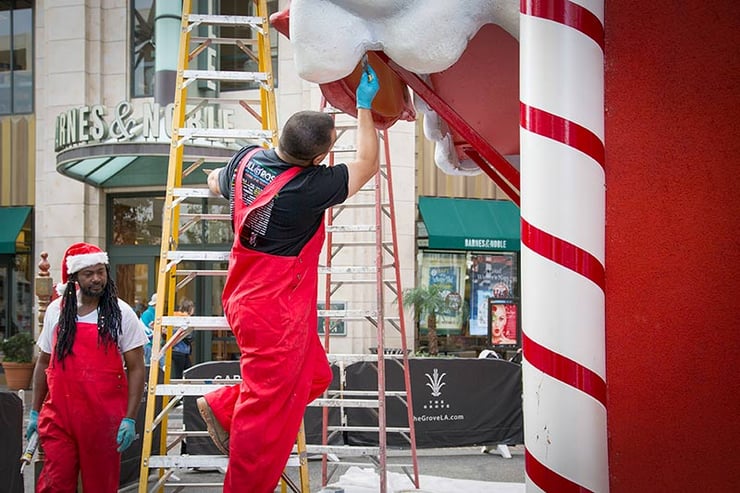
197,397,229,455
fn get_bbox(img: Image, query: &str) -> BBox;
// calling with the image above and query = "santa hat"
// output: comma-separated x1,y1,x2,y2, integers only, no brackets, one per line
56,242,109,295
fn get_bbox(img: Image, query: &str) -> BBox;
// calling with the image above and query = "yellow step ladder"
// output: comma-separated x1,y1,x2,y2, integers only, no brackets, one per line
136,1,309,491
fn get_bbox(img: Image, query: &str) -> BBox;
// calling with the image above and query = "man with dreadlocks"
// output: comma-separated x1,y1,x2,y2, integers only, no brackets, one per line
26,242,148,492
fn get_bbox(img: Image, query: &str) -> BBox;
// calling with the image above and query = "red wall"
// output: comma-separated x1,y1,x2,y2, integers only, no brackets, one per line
605,2,740,490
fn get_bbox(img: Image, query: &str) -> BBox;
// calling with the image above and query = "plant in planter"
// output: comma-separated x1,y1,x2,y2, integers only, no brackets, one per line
0,331,36,390
402,284,456,356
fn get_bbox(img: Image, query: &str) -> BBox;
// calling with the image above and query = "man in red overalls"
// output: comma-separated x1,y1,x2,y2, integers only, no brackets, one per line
26,242,148,492
197,64,380,492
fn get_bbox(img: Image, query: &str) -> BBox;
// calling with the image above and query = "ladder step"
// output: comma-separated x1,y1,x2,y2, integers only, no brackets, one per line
176,269,227,277
327,426,411,433
183,70,269,83
161,315,229,328
168,430,212,438
167,251,230,262
316,309,377,319
172,188,220,199
187,14,264,28
319,266,377,274
327,353,409,364
324,461,415,470
326,390,407,398
310,398,379,408
147,454,302,469
333,202,390,208
326,225,377,233
180,213,230,221
154,383,233,396
304,445,380,457
177,128,274,140
328,279,398,285
329,241,394,247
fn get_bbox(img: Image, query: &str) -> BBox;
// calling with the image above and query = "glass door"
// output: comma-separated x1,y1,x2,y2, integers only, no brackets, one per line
110,255,157,318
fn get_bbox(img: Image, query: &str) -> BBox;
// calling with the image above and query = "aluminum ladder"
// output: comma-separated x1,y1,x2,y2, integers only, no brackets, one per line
136,1,309,491
310,102,421,492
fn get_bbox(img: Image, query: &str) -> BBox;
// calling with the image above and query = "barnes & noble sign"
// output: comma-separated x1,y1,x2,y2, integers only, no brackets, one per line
54,101,236,152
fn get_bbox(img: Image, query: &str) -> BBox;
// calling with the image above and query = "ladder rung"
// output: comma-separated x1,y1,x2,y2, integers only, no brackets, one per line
187,14,264,27
159,483,225,488
180,213,230,221
176,269,227,277
326,225,377,233
310,398,379,408
172,188,221,199
334,202,389,208
327,279,388,285
327,353,408,364
154,383,233,396
329,145,357,152
305,445,380,457
319,266,377,274
167,251,230,262
177,128,274,140
324,461,415,470
183,70,269,83
316,309,377,319
147,454,302,469
326,390,407,398
161,315,229,328
329,241,393,247
327,426,411,433
167,430,212,437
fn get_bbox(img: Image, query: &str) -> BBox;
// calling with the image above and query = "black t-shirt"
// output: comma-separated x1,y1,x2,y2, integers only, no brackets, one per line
219,145,349,256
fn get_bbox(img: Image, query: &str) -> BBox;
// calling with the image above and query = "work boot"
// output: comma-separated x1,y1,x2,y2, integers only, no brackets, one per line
197,397,229,455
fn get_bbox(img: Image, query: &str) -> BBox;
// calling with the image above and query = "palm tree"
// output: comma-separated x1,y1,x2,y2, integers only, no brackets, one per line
402,284,452,356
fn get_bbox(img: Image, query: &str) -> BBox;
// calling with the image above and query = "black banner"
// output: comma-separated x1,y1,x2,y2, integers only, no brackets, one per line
182,358,523,453
345,358,523,448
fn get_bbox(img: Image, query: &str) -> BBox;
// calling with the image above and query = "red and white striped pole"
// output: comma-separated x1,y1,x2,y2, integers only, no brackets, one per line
520,1,608,492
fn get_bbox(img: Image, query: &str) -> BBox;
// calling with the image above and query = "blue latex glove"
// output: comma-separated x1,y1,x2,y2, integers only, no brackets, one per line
116,417,136,453
356,63,380,110
26,409,38,440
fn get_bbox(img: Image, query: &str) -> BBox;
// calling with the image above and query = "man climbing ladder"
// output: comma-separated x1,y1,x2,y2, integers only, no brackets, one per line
198,62,381,493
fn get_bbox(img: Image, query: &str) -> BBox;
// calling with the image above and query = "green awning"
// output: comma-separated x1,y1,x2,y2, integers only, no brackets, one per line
0,206,32,254
418,197,520,251
56,142,236,188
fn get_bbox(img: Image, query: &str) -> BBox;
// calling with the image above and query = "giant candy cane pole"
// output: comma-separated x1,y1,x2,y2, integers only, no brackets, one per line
520,1,608,492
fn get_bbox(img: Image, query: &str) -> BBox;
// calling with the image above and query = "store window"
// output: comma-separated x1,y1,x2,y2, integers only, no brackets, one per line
110,194,232,246
130,0,279,98
415,250,520,355
131,0,155,98
0,0,33,114
219,0,279,91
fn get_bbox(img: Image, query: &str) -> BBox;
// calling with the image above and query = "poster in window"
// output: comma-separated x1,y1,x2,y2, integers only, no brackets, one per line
420,252,465,332
469,254,516,335
488,299,519,348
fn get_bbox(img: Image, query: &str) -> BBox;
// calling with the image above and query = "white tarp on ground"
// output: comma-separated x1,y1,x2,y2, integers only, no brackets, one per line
328,466,525,493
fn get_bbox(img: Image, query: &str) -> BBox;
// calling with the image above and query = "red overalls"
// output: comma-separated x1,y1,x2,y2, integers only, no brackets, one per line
37,320,128,493
209,151,333,492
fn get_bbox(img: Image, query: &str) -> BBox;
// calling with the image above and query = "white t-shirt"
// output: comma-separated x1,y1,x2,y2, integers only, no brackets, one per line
38,296,149,355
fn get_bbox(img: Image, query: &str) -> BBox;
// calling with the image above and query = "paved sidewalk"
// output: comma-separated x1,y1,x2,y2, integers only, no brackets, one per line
3,383,524,492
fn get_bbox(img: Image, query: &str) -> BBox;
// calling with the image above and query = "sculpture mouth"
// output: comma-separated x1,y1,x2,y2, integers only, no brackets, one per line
282,0,519,84
271,1,521,179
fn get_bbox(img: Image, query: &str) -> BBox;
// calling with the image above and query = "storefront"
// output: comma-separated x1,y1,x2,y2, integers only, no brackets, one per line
415,196,520,356
0,206,33,340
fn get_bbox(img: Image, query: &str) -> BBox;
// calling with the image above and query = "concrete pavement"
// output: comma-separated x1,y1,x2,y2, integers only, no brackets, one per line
3,384,524,492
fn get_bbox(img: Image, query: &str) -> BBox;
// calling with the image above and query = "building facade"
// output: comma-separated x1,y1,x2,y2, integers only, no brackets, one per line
1,0,517,361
